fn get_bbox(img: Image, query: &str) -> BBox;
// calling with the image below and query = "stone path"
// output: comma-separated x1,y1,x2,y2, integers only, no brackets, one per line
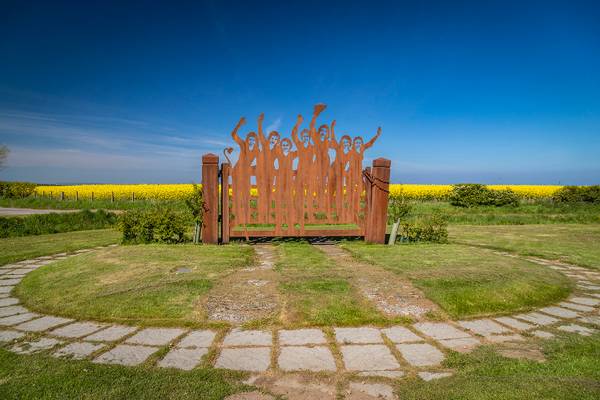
0,246,599,400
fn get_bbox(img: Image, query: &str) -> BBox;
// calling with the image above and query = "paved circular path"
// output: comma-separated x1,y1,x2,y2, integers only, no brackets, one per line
1,245,599,400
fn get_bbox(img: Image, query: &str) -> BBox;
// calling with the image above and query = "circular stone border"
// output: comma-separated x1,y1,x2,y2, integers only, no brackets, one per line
0,245,599,397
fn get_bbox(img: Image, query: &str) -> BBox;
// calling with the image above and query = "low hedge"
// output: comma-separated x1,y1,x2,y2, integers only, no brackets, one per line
552,185,600,203
449,184,519,207
118,207,186,244
0,181,37,198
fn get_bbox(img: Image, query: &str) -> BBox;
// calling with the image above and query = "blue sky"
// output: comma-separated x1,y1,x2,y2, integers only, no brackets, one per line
1,0,599,184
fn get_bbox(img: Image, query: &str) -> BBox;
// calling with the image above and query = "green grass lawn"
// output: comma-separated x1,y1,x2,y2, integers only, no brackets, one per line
450,224,600,270
341,242,572,319
0,348,246,400
276,242,386,326
18,244,254,327
0,229,121,265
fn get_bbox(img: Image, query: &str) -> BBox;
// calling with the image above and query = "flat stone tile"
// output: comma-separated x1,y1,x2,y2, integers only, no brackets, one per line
50,322,107,338
438,337,480,353
494,316,535,331
279,329,327,345
381,326,423,343
158,347,208,370
514,312,558,326
0,286,13,294
569,297,600,306
0,294,8,298
580,285,600,291
0,279,21,286
222,329,272,347
215,347,271,372
578,316,600,326
278,346,336,372
0,312,39,326
177,330,216,348
84,325,137,342
340,344,400,371
93,344,159,366
358,370,405,378
125,328,186,346
54,342,106,359
413,322,471,340
347,382,395,400
335,327,383,344
532,330,554,339
11,338,63,354
458,319,512,336
9,268,35,274
557,324,596,336
539,307,579,319
0,305,28,317
14,316,74,332
559,302,595,312
396,343,445,367
0,329,25,342
486,334,525,343
418,371,453,381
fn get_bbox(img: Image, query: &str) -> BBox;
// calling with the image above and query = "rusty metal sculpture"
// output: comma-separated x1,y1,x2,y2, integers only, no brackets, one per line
218,103,383,240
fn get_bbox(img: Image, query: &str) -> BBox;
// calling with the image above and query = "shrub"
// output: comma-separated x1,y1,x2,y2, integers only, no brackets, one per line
0,181,37,198
449,184,519,207
387,192,412,223
553,185,600,203
118,207,186,244
0,210,116,238
399,212,448,243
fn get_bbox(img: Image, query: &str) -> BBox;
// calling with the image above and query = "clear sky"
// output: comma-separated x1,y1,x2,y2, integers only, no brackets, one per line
1,0,599,184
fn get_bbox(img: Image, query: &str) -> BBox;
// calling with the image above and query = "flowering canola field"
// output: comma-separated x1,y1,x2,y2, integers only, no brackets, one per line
35,184,562,201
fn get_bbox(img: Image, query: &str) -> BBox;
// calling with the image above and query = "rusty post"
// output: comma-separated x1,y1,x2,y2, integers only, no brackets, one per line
202,153,219,244
365,158,391,244
220,162,231,244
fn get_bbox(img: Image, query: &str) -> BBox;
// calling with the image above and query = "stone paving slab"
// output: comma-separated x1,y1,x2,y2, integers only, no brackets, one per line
84,325,138,342
0,286,13,294
278,346,336,372
347,382,395,400
539,306,579,319
358,370,405,378
12,337,63,354
381,326,423,343
569,297,600,306
0,312,40,326
438,337,480,353
94,344,159,366
532,330,554,339
279,329,327,345
559,302,595,312
9,268,36,274
158,347,208,370
125,328,186,346
418,371,453,381
413,322,471,340
222,329,272,347
0,329,25,342
514,312,558,326
0,279,21,286
557,324,596,336
396,343,445,367
334,327,383,344
340,344,400,371
486,334,524,343
0,305,28,317
0,294,8,299
458,319,512,336
177,330,216,348
215,347,271,372
578,316,600,326
494,316,535,331
54,342,106,359
14,316,74,332
50,322,107,338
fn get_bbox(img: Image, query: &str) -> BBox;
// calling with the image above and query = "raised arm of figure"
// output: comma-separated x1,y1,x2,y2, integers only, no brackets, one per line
309,103,327,140
364,127,381,150
231,117,247,147
329,120,338,148
257,113,267,148
291,114,304,147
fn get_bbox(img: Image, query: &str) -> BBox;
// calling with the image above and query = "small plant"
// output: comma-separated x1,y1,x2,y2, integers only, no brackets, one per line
0,181,37,198
553,185,600,204
184,183,204,244
387,190,412,245
399,212,448,243
449,183,518,207
118,207,186,244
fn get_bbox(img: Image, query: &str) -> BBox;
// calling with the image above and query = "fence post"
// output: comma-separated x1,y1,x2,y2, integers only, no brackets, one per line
201,153,219,244
76,191,79,201
365,158,391,244
131,192,135,202
221,162,231,244
60,191,65,201
111,192,115,203
91,192,94,202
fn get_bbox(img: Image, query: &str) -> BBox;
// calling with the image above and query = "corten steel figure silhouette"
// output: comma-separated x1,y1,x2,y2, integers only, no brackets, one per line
230,118,258,230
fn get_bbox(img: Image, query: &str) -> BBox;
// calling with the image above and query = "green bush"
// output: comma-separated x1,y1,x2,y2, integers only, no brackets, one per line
118,207,186,244
553,185,600,203
387,192,412,224
399,212,448,243
0,210,116,238
0,181,37,198
449,184,519,207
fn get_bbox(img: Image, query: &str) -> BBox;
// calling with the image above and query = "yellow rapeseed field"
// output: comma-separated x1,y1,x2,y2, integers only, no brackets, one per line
35,184,562,201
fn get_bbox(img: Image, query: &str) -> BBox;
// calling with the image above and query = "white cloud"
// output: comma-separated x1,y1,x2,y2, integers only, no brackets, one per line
265,117,282,133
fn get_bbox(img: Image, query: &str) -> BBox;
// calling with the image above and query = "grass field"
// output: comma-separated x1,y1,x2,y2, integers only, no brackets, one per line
0,229,121,265
341,242,572,318
450,224,600,270
18,244,254,327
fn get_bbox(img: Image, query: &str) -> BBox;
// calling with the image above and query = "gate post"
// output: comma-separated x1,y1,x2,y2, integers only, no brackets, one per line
201,153,219,244
220,162,231,244
365,158,391,244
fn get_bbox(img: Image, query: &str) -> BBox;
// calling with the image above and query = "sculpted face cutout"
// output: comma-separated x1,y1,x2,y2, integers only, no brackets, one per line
342,136,352,153
281,138,292,155
300,129,311,146
318,125,329,141
268,131,280,148
246,132,257,150
353,137,364,152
